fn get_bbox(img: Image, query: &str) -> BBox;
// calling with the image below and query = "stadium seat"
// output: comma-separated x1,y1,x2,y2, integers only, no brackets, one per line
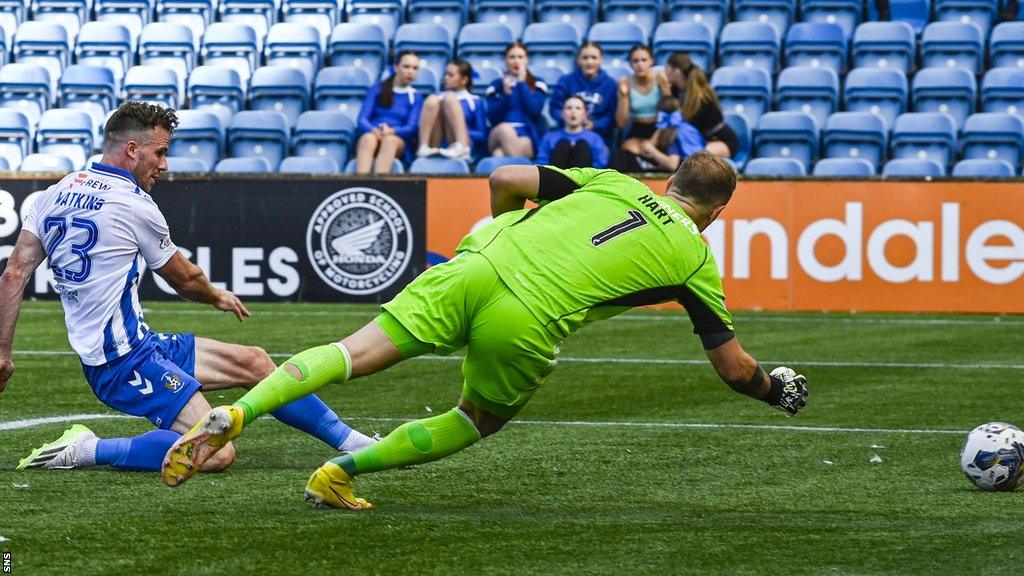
753,111,819,168
535,0,596,40
281,0,342,48
951,158,1016,177
265,23,323,84
36,109,93,169
313,65,374,122
157,0,215,43
166,156,210,172
201,22,260,87
0,156,9,170
866,0,929,34
280,155,340,173
0,63,51,127
911,67,976,131
812,157,876,176
20,152,73,172
920,22,983,74
799,0,862,40
31,0,88,39
0,0,26,53
711,66,772,129
58,65,117,141
601,0,661,41
327,23,387,82
0,109,32,169
784,22,847,72
346,0,404,43
989,22,1024,70
412,67,439,94
214,156,272,172
457,23,515,75
653,22,716,72
344,157,404,173
473,0,532,40
123,65,181,108
851,21,916,74
934,0,997,36
822,111,888,169
394,23,454,82
409,156,471,174
744,157,806,176
75,22,133,90
724,112,751,169
667,0,728,37
891,112,958,168
12,21,69,101
219,0,277,43
775,66,839,129
408,0,468,40
474,155,533,173
733,0,795,38
718,22,780,71
532,64,567,87
602,62,632,80
249,66,310,128
168,109,224,168
228,110,290,170
587,22,644,69
882,158,946,177
960,112,1024,167
139,23,197,98
471,67,502,98
188,65,246,128
981,67,1024,118
843,66,908,131
93,0,152,46
292,109,354,167
523,22,581,74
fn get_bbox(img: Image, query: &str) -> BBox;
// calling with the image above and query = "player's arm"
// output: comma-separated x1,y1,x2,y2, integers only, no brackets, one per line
154,252,250,322
0,231,47,391
488,165,594,217
704,338,807,416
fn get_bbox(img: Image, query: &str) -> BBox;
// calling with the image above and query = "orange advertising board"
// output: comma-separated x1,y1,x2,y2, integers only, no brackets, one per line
426,178,1024,314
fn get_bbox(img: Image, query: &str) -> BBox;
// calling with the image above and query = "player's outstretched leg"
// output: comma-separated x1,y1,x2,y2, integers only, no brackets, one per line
20,426,184,472
17,424,98,469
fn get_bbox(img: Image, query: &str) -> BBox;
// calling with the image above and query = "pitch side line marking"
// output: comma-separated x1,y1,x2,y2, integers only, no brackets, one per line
0,412,966,435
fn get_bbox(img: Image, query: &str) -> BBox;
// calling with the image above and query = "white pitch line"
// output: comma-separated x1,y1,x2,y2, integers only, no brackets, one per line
0,413,136,431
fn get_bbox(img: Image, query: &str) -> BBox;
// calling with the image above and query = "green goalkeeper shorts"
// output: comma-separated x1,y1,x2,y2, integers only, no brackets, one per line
376,252,562,419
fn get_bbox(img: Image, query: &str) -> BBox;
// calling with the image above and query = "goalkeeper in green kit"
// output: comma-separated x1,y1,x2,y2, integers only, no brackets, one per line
161,151,809,509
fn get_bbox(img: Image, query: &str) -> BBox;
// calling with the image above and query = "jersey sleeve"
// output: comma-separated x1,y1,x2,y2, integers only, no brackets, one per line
535,165,607,204
133,201,177,270
678,248,735,350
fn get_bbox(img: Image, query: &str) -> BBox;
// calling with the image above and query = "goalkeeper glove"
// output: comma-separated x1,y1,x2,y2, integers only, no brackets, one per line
764,367,808,416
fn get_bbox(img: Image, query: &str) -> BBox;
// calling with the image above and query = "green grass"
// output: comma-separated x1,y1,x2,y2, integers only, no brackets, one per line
1,301,1023,576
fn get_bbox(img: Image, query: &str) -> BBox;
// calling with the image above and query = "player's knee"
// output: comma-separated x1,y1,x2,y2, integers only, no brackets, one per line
247,346,276,382
202,442,236,472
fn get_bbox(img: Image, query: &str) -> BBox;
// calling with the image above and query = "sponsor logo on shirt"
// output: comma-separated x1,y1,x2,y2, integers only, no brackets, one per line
159,236,172,250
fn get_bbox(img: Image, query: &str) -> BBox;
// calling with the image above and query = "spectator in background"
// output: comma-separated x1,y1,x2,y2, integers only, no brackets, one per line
536,95,609,168
486,42,549,159
664,52,738,159
616,45,671,153
355,51,424,174
549,42,618,141
611,96,704,173
416,59,488,160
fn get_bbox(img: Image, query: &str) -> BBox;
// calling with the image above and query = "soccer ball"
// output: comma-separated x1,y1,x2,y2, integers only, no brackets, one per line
960,422,1024,491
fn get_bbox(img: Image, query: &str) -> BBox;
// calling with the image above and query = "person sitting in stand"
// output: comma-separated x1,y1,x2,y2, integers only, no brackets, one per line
416,59,488,160
535,95,610,168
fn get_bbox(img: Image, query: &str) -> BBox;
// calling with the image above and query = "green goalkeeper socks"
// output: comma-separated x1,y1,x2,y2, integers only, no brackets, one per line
234,343,351,425
332,408,481,476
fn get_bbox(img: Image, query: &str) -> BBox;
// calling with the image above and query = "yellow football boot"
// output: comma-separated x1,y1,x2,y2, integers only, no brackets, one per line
304,461,374,510
161,405,244,487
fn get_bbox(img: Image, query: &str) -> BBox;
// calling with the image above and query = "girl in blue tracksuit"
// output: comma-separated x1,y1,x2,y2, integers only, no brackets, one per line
355,50,424,174
549,41,618,141
485,41,549,159
536,95,609,168
416,59,488,160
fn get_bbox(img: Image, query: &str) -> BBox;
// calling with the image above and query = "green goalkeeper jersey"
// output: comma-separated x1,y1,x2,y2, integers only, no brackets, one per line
455,166,734,347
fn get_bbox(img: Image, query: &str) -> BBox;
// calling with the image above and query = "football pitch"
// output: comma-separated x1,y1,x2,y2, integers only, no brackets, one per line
1,301,1022,576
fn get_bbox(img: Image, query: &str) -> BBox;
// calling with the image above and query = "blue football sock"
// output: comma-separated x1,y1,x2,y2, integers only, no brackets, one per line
271,394,356,451
96,429,181,472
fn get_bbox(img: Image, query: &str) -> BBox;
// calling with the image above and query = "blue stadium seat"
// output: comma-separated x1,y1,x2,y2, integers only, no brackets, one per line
228,110,290,170
851,21,915,74
0,109,31,169
775,66,838,129
920,22,983,74
667,0,727,37
157,0,215,44
408,0,468,40
0,63,50,127
981,67,1024,118
327,23,387,82
934,0,997,36
219,0,277,43
188,65,246,128
281,0,342,48
744,157,806,175
58,65,117,140
711,66,772,129
812,157,876,175
471,67,502,98
20,152,73,172
94,0,153,46
32,0,88,39
474,155,533,173
719,22,780,71
911,67,976,131
843,66,908,131
784,22,847,72
882,158,946,176
891,112,958,167
201,22,260,86
724,112,751,169
473,0,532,40
0,156,9,169
249,66,310,128
532,64,567,87
292,109,354,167
214,156,272,172
733,0,795,38
265,23,323,84
601,0,661,41
866,0,930,34
989,22,1024,70
822,111,887,169
166,156,210,172
523,23,581,74
12,21,69,101
410,156,471,173
75,22,133,91
346,0,404,43
394,23,454,82
588,22,644,69
124,64,181,108
36,108,93,169
535,0,597,40
139,23,197,98
0,0,27,53
457,23,516,75
754,111,819,168
412,66,439,94
951,158,1016,177
960,112,1024,167
313,65,374,122
799,0,862,40
344,157,404,173
168,109,224,169
602,62,632,80
653,22,716,71
280,155,340,173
